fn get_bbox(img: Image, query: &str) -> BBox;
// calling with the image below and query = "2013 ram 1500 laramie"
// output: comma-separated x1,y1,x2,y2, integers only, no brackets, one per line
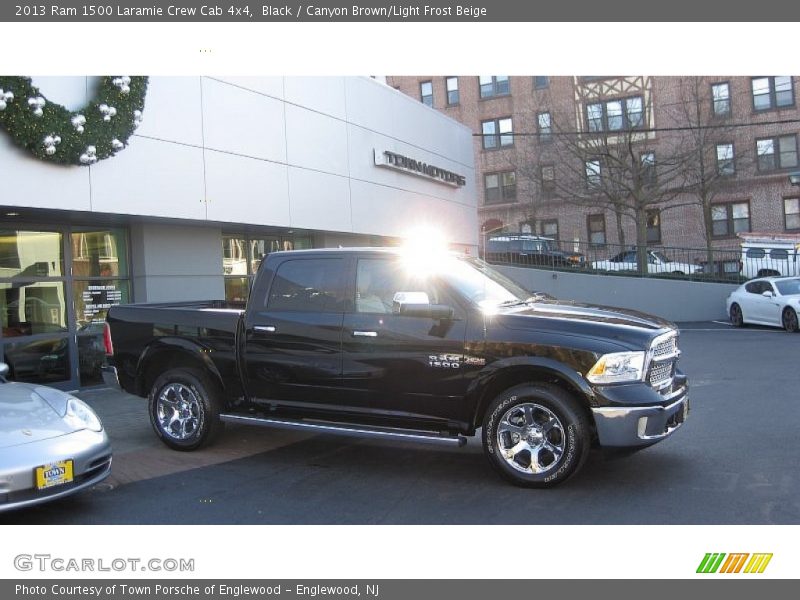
102,247,689,487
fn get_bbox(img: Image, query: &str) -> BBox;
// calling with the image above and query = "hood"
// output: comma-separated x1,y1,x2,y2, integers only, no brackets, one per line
0,382,75,449
496,299,675,350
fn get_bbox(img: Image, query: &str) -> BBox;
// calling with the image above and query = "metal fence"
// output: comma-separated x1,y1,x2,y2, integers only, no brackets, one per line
483,239,746,284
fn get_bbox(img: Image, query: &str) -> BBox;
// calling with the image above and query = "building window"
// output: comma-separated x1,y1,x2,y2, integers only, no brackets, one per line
420,81,433,107
587,214,606,245
541,219,559,239
533,76,549,90
641,151,656,184
711,201,750,238
537,112,552,142
586,96,644,132
756,135,798,171
224,233,312,304
540,164,556,192
446,76,459,105
484,171,517,204
752,76,794,111
712,82,731,116
481,117,513,149
716,143,735,175
785,198,800,230
479,76,510,99
585,159,601,189
646,209,661,244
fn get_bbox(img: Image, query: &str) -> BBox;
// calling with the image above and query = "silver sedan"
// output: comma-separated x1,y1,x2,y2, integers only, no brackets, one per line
0,363,112,512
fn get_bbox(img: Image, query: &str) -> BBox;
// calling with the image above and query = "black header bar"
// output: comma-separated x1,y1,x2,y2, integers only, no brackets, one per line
3,0,800,22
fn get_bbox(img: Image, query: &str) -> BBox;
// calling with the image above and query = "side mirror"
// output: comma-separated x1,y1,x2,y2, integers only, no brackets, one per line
762,290,774,298
392,292,454,319
0,362,8,379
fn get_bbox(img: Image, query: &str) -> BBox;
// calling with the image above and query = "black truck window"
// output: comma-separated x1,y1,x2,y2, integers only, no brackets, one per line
355,259,439,314
267,258,346,312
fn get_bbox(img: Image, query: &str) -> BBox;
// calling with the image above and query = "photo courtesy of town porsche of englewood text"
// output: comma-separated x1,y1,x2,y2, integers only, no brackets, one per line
0,75,798,529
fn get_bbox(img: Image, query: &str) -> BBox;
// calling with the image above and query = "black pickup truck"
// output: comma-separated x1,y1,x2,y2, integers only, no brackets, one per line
103,247,689,487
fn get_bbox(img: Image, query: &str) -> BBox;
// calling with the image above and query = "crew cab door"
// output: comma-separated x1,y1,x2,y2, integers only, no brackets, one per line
340,256,468,424
243,256,348,404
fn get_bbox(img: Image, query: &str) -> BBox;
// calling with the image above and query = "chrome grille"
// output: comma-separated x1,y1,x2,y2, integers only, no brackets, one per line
649,361,673,388
651,333,678,361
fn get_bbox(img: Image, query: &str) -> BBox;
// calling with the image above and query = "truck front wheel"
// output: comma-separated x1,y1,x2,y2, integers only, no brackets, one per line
482,383,591,488
148,368,225,451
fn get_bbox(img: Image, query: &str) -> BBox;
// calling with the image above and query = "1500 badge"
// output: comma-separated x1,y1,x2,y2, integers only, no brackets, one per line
428,354,486,369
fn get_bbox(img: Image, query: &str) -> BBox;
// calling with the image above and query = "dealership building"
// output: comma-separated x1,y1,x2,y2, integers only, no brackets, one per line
0,76,477,389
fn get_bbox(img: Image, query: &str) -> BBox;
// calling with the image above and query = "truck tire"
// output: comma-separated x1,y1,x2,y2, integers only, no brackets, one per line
482,383,591,488
148,368,225,451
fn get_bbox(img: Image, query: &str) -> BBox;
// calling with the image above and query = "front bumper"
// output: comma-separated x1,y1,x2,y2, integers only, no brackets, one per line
591,387,689,447
0,428,112,512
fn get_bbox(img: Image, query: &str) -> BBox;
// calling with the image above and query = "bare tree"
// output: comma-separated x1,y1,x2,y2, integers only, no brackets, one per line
672,77,749,270
544,84,689,273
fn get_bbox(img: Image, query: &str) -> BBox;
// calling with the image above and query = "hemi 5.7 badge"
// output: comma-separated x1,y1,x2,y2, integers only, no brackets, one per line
428,354,486,369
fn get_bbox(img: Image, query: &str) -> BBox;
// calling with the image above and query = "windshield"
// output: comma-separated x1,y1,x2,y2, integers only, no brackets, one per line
652,251,671,263
441,257,540,309
775,278,800,295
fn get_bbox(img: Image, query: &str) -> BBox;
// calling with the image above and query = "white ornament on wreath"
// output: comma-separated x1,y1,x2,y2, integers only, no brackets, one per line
43,134,62,156
111,138,124,150
71,114,86,133
112,76,132,95
0,89,13,111
79,145,98,165
28,96,46,117
98,104,117,122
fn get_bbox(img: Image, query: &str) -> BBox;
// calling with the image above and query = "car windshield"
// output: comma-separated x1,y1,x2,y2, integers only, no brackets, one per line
775,278,800,295
652,251,671,263
441,257,539,309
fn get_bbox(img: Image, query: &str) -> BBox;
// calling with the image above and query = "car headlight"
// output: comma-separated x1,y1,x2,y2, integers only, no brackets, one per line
586,351,646,384
64,397,103,432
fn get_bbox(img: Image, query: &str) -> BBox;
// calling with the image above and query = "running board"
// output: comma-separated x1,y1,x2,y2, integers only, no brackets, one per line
219,413,467,447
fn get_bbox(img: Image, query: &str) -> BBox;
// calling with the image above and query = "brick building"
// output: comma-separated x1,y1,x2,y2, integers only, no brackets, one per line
386,76,800,255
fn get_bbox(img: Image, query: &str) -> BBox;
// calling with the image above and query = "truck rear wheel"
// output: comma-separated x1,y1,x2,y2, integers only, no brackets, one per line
148,368,225,451
482,383,590,488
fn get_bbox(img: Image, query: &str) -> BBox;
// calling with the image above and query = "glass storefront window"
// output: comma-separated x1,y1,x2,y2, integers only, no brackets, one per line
72,279,130,328
224,277,249,304
0,229,63,277
3,336,71,384
223,236,247,276
71,228,129,278
1,281,68,337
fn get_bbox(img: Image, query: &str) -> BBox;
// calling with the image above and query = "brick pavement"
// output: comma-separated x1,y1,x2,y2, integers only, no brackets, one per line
76,387,313,489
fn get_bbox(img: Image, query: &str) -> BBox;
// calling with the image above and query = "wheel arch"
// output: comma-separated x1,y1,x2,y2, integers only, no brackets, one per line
136,338,226,399
469,358,595,432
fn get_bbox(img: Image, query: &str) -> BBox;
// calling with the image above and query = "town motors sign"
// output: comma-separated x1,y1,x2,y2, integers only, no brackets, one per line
374,149,466,187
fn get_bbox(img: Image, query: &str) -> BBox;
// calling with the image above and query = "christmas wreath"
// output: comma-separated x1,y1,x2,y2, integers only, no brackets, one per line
0,76,148,166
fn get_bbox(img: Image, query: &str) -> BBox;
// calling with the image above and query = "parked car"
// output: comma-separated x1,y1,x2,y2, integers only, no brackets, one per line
592,250,701,275
0,363,112,512
485,235,584,268
738,232,800,279
104,247,688,488
726,276,800,332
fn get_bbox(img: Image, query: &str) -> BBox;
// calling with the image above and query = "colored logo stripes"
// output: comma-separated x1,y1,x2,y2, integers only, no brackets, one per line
697,553,773,574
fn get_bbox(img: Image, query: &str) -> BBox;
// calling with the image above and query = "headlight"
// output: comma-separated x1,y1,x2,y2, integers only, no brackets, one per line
64,397,103,432
586,351,646,384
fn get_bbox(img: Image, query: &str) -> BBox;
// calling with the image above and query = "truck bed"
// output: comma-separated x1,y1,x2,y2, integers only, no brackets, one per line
106,300,244,397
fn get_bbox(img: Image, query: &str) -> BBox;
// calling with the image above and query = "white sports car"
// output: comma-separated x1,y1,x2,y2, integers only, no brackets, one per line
726,276,800,332
0,363,112,512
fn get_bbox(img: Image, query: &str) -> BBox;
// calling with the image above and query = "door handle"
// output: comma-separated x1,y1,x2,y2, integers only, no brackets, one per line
254,325,276,333
352,331,378,337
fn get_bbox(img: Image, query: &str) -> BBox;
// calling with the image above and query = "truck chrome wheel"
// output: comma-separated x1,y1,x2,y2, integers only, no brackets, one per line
496,402,565,474
156,383,202,440
148,368,224,451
